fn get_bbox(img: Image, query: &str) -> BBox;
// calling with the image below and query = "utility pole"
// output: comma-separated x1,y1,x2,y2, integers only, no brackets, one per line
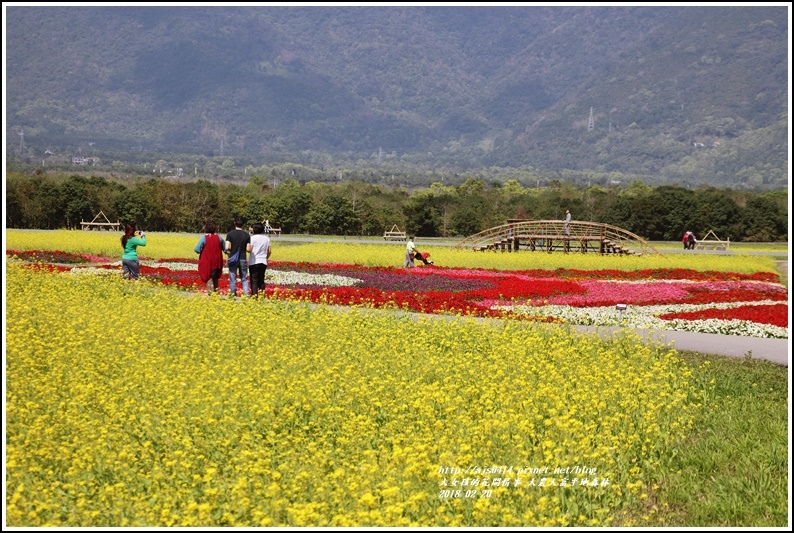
588,107,594,132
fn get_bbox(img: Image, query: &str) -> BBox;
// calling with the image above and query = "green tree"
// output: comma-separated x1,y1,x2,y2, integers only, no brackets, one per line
244,175,266,196
5,173,63,229
580,185,611,222
222,186,252,230
137,179,170,231
741,195,784,242
623,195,667,240
60,175,92,229
187,180,222,232
115,189,150,227
691,188,742,241
501,179,527,201
456,178,487,197
243,197,272,228
269,179,313,233
600,195,636,232
645,186,698,240
450,196,486,237
305,195,360,235
84,176,124,223
403,195,441,237
360,202,403,236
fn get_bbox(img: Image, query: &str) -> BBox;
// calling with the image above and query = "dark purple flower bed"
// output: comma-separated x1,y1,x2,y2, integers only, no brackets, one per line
277,262,496,292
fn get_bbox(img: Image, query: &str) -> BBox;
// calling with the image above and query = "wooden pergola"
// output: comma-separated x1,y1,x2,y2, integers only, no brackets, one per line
456,219,663,256
81,211,121,231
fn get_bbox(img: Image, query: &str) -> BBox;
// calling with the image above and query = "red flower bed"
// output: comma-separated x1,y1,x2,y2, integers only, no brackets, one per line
268,285,561,321
659,304,789,328
683,284,788,305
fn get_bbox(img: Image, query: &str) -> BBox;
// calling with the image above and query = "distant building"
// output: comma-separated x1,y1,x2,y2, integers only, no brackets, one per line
72,156,98,165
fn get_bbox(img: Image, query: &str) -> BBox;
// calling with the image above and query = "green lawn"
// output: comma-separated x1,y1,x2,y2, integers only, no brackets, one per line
636,352,788,526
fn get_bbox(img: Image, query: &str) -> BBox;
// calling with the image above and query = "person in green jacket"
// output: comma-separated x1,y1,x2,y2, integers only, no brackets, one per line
121,223,146,280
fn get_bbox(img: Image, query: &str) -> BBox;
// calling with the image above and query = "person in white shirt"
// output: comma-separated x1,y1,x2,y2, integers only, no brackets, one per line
404,236,417,268
248,222,272,296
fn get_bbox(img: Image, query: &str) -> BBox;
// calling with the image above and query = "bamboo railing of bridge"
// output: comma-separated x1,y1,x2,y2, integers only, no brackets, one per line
455,219,663,256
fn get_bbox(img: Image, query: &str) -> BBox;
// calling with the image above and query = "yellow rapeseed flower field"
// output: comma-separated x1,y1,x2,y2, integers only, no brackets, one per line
275,242,778,274
5,229,778,273
6,263,699,526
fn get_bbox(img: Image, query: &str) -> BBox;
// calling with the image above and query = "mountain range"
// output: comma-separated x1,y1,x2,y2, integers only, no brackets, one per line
4,5,789,188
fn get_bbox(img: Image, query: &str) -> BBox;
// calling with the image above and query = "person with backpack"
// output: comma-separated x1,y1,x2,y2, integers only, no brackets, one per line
225,216,252,297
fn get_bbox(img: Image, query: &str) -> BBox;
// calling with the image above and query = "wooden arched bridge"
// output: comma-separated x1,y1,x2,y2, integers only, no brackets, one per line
456,219,662,256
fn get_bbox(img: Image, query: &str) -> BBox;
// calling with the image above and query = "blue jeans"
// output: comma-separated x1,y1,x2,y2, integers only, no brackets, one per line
228,260,250,296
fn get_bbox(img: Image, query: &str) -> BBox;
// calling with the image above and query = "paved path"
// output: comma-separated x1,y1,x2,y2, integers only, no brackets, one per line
570,325,789,367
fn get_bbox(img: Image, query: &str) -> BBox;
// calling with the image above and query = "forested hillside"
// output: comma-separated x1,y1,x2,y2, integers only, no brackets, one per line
5,6,789,188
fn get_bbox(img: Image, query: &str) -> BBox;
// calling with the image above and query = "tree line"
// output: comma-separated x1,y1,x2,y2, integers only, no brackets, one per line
5,172,788,242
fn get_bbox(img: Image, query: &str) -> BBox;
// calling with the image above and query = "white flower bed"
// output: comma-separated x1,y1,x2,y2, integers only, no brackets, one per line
494,300,788,338
70,263,363,287
141,260,195,271
265,269,362,287
660,318,788,338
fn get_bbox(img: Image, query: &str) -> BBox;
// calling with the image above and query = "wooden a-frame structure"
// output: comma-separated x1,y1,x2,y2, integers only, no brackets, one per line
694,229,730,250
81,210,121,231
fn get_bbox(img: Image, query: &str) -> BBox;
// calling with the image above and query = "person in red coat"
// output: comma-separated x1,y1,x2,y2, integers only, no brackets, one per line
194,221,226,294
